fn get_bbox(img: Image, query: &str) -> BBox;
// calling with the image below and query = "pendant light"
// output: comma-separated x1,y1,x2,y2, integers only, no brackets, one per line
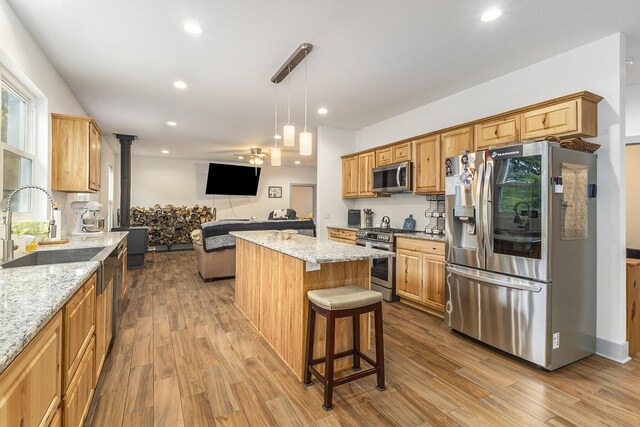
299,51,312,156
283,66,295,147
271,82,282,166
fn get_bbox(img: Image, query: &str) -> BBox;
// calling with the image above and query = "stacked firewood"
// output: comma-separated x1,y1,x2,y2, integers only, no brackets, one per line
130,204,214,247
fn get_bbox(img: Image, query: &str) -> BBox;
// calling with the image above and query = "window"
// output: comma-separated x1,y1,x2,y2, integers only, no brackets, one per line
1,72,34,213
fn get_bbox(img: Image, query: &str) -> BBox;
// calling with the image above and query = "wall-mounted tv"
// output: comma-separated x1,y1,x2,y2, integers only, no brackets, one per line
205,163,261,196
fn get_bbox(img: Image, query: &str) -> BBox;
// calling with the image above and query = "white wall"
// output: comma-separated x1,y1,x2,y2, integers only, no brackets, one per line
130,155,316,220
0,0,115,237
626,84,640,137
316,127,356,239
318,33,628,361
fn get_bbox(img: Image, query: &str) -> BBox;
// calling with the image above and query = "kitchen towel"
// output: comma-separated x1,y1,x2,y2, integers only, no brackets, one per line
11,220,50,237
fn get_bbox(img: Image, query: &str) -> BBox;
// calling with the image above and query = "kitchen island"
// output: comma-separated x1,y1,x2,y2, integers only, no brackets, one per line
231,230,391,380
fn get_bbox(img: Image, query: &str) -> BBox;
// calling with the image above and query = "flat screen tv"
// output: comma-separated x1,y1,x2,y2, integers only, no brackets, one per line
205,163,261,196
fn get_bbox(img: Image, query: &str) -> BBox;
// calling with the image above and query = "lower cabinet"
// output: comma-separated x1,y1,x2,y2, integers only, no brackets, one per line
395,238,445,316
0,312,63,427
627,259,640,356
327,227,357,244
63,337,95,427
0,272,99,427
95,277,113,383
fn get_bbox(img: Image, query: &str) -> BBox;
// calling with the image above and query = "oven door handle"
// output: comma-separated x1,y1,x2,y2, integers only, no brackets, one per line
356,240,391,251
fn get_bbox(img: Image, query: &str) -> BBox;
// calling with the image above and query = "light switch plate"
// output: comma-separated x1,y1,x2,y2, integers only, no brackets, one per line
323,212,331,219
305,262,321,272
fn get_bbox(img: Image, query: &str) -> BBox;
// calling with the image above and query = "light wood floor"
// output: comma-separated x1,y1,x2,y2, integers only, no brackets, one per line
86,251,640,426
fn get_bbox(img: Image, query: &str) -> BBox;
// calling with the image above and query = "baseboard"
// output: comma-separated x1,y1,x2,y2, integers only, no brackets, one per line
596,337,631,363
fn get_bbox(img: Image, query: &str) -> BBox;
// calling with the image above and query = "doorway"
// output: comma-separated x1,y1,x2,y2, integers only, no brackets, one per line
290,184,316,221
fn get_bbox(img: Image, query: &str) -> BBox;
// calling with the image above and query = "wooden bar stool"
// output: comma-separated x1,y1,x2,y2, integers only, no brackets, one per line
304,285,386,411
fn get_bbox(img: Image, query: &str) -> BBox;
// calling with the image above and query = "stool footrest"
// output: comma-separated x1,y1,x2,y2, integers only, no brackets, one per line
333,367,378,387
310,349,357,366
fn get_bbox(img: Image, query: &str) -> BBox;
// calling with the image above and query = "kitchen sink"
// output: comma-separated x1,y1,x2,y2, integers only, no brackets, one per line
0,247,106,269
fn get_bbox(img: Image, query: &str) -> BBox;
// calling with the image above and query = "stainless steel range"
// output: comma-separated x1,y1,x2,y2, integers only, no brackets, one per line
356,227,413,301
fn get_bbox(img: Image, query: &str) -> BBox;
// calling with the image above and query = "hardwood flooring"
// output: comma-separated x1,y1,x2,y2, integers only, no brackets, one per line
86,251,640,426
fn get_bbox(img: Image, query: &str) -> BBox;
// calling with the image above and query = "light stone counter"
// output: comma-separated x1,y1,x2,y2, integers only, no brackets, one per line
230,230,392,264
0,261,100,374
395,232,446,242
38,231,129,251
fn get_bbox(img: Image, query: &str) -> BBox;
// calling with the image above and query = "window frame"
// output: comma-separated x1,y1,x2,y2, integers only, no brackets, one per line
0,65,36,213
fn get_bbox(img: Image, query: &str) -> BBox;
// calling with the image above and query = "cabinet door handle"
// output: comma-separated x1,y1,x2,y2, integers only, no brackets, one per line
542,113,548,127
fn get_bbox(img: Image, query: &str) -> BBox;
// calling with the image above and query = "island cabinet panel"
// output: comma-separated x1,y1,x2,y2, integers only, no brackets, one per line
234,239,370,381
441,126,473,160
395,238,446,317
63,274,96,391
62,337,94,427
342,156,359,198
413,135,441,194
0,312,62,427
475,115,521,150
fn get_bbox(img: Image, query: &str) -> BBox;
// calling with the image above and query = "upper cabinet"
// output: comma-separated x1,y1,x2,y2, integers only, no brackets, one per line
441,126,473,160
413,135,441,194
475,115,521,150
51,113,102,193
342,151,383,199
521,96,598,140
340,92,602,197
376,142,411,166
341,156,358,198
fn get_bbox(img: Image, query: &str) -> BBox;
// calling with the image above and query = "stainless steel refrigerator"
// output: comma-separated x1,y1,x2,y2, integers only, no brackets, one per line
444,140,597,370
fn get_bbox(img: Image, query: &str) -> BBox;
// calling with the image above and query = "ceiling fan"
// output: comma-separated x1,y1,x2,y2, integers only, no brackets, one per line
233,147,269,165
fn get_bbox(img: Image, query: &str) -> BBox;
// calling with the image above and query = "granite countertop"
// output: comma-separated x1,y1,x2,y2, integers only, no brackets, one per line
38,231,129,251
0,261,100,374
396,232,446,242
231,230,393,264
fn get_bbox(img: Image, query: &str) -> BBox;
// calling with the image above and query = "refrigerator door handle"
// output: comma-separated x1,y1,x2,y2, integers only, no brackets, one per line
482,162,493,256
447,264,543,293
475,162,485,250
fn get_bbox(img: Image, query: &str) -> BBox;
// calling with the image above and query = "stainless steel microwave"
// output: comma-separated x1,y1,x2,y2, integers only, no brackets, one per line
372,161,412,193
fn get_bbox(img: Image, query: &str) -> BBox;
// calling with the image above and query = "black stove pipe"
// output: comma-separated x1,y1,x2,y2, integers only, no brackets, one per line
114,133,137,227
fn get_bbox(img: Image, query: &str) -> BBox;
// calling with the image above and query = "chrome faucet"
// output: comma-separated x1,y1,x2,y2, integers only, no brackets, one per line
1,185,57,262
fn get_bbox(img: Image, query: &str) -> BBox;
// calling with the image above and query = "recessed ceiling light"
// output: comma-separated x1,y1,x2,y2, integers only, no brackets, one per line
274,134,282,140
173,80,188,89
166,121,177,126
161,150,169,154
626,58,634,65
317,107,328,115
238,156,244,160
294,160,301,165
183,21,204,35
481,7,503,22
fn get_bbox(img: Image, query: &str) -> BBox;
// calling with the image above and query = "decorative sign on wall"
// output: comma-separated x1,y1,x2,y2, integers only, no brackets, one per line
268,186,282,198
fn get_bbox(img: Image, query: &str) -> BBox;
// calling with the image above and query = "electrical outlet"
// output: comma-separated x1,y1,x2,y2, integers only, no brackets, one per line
552,332,560,349
323,212,331,219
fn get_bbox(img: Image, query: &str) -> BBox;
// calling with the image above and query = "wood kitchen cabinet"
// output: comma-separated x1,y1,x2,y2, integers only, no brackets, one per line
327,227,357,244
62,337,95,427
94,277,113,383
357,152,376,197
413,135,441,194
521,95,598,140
51,113,102,193
63,273,96,390
475,115,521,150
441,126,473,160
627,259,640,356
0,312,62,427
342,156,359,198
376,142,411,166
395,238,445,317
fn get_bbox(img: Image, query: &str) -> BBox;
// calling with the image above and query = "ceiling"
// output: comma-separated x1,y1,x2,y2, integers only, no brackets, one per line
8,0,640,165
